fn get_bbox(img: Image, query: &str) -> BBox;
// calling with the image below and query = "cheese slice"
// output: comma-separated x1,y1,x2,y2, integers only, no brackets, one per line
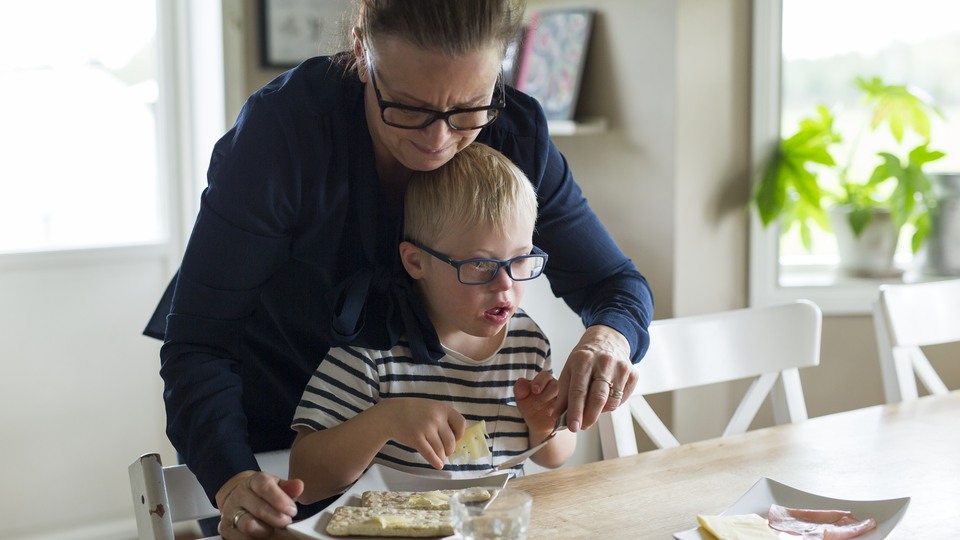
697,513,781,540
448,420,491,464
407,490,452,508
363,489,457,510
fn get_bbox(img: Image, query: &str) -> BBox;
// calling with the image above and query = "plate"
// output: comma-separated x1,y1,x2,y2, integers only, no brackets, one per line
673,478,910,540
287,464,511,540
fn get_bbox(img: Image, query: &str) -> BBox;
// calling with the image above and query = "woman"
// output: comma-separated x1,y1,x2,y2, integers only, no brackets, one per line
146,1,653,538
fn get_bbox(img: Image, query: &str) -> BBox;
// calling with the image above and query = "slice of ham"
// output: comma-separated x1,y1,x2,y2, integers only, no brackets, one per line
767,503,877,539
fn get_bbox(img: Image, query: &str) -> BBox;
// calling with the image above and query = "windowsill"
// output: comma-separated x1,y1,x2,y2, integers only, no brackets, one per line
757,263,959,316
0,242,170,270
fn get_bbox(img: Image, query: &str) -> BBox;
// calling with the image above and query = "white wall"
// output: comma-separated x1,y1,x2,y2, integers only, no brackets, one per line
0,248,174,540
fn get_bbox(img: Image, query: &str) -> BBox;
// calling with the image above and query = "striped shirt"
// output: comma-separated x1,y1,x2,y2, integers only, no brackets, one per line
292,310,551,479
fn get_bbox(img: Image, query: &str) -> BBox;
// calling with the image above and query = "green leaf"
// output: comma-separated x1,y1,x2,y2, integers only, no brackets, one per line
908,144,946,167
847,206,873,237
753,149,788,226
858,76,938,142
912,212,931,253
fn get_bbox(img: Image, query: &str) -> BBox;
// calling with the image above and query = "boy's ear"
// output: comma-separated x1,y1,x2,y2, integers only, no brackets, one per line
399,241,425,279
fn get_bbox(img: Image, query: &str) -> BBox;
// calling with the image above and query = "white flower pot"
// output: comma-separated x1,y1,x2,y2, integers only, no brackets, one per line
829,206,900,278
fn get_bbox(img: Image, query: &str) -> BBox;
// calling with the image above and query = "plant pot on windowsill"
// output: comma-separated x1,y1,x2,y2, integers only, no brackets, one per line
829,206,901,278
751,76,947,274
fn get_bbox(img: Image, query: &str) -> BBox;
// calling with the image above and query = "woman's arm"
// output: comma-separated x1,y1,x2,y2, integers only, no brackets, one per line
483,90,654,434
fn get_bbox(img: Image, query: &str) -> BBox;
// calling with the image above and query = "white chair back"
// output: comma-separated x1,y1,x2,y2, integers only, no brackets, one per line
873,279,960,403
129,450,290,540
599,300,822,459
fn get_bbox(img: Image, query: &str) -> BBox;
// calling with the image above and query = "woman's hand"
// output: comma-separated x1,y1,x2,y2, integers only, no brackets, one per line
553,325,637,432
216,470,303,539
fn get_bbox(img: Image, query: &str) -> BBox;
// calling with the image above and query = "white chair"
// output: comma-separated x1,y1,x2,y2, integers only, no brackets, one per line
598,300,822,459
873,279,960,403
129,450,290,540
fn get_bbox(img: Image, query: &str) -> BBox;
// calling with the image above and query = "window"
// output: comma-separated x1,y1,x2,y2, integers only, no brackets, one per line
750,0,960,314
0,1,163,253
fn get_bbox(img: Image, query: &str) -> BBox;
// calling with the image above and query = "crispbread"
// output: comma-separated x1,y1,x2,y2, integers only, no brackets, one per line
361,488,492,510
325,506,454,537
362,489,456,510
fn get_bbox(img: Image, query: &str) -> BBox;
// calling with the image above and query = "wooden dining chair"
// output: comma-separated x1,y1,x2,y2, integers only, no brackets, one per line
598,300,822,459
129,450,290,540
873,279,960,403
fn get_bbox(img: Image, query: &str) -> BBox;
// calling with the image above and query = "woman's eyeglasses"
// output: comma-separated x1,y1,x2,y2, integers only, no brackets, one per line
365,45,505,131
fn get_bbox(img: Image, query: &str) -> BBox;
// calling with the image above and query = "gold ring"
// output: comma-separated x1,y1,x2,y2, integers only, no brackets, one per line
232,508,249,529
611,388,624,399
592,375,612,388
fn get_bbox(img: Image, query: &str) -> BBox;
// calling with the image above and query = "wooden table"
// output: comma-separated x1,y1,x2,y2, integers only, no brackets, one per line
509,391,960,539
217,392,960,539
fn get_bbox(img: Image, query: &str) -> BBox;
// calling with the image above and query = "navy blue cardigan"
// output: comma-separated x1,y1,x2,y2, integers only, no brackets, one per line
145,56,653,506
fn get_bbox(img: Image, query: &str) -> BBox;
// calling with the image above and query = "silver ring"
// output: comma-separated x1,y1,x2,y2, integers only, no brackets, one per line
232,508,249,529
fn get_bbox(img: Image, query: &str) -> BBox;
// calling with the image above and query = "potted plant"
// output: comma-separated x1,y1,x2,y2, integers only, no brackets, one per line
752,76,947,276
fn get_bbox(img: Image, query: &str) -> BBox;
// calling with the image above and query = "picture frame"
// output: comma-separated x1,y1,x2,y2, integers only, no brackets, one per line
514,8,595,121
260,0,351,68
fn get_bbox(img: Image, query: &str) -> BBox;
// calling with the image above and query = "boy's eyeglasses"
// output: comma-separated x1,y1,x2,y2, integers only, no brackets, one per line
365,45,505,130
412,241,548,285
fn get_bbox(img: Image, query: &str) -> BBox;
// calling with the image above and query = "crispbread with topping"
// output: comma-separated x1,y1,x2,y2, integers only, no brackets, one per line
361,488,492,510
325,506,454,537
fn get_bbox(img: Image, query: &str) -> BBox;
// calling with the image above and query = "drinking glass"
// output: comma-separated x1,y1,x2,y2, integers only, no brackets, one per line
451,487,532,540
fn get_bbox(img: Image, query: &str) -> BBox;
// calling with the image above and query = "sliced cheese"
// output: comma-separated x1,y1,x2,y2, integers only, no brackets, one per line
367,514,416,527
407,490,451,508
448,420,491,464
361,488,490,511
697,513,781,540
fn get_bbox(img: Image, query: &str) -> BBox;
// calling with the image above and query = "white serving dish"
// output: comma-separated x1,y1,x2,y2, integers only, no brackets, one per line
673,477,910,540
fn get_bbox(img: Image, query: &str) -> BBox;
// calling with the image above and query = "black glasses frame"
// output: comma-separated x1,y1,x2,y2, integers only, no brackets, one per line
412,241,548,285
365,47,505,131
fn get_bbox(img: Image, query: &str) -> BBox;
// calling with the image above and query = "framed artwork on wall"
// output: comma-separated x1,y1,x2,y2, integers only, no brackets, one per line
260,0,350,68
515,8,595,121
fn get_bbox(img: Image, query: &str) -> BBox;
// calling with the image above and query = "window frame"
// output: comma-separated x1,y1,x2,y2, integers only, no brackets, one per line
0,0,222,270
748,0,945,315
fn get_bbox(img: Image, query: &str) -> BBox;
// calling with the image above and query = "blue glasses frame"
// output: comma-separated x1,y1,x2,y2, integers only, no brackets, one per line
412,241,548,285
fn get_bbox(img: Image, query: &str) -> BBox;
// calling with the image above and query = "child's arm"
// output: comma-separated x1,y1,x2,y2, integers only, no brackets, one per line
290,397,466,504
514,373,577,469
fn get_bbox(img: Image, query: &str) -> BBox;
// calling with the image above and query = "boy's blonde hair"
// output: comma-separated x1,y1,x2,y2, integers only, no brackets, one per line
403,143,538,245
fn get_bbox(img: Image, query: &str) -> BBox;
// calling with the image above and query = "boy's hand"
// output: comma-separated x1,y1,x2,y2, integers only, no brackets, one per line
383,397,466,469
514,371,562,442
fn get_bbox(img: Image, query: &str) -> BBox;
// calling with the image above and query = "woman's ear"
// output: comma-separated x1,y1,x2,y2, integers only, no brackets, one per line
399,241,425,279
352,26,369,83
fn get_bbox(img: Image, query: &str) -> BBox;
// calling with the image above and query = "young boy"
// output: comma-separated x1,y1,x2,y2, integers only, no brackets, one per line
290,143,576,505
